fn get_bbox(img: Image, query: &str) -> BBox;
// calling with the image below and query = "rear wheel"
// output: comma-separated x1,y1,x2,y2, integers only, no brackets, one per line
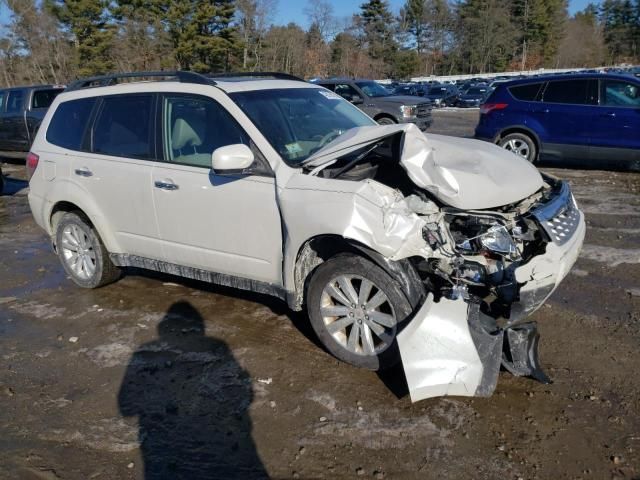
499,132,537,163
55,212,121,289
306,255,412,371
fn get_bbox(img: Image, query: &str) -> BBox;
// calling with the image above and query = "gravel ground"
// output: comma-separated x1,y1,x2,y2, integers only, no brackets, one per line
1,109,639,480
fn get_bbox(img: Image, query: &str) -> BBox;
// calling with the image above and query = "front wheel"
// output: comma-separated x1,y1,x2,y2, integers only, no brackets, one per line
306,255,412,371
376,116,396,126
499,132,537,163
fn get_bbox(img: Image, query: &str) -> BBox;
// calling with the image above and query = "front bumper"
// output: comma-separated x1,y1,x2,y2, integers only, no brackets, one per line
398,182,585,401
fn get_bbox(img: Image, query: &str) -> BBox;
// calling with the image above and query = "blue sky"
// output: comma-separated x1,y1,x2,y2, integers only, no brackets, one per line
275,0,600,27
0,0,600,28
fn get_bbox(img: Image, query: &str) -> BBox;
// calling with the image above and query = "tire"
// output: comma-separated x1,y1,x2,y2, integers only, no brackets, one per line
376,116,396,126
55,212,121,289
306,254,412,371
499,132,537,163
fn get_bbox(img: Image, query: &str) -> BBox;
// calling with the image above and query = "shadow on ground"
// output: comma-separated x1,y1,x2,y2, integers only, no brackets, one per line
118,301,269,479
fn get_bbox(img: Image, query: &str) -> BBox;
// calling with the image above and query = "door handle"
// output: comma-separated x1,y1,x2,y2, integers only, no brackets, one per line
154,180,179,191
74,167,93,177
534,108,550,114
600,112,616,118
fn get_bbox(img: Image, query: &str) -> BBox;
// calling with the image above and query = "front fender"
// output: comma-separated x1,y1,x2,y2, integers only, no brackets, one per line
280,175,431,298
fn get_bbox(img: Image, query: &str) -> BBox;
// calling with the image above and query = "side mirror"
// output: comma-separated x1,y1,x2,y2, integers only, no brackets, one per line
350,95,364,105
211,144,254,173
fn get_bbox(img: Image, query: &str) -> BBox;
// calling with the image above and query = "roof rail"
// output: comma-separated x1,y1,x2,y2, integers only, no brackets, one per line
208,71,306,82
65,71,216,92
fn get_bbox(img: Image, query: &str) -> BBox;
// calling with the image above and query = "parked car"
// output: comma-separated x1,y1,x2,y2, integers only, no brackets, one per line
424,84,459,107
475,73,640,167
0,84,65,159
316,78,432,130
456,85,490,107
392,84,423,97
28,70,584,401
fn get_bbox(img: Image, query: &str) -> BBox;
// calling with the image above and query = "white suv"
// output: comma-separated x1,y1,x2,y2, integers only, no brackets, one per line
27,71,585,401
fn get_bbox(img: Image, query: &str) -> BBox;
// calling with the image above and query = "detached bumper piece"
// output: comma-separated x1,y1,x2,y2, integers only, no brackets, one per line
397,294,550,402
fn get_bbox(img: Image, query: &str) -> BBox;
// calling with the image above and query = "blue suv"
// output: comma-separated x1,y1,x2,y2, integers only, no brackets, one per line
475,74,640,168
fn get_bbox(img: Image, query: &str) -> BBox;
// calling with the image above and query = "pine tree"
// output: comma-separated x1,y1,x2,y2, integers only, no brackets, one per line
46,0,114,76
357,0,398,75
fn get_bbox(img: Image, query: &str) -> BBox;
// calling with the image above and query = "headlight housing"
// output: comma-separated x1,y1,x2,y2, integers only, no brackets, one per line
400,105,417,117
479,225,517,255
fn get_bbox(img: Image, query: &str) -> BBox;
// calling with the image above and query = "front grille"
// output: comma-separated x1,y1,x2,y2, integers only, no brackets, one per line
531,182,580,246
417,105,431,118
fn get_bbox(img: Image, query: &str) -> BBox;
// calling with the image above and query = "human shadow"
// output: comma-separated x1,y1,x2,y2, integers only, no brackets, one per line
118,301,268,479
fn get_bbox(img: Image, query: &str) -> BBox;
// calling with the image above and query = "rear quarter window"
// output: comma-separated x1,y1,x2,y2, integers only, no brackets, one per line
509,83,544,101
46,98,95,150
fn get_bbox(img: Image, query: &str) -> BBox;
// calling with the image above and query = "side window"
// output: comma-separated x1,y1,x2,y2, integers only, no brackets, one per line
6,90,24,113
542,80,593,105
32,89,63,109
333,84,360,101
318,84,335,92
92,94,154,159
163,95,250,168
0,91,5,112
601,80,640,107
509,83,544,101
46,98,95,150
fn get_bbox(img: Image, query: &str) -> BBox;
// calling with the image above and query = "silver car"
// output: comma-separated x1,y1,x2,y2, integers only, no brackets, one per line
27,71,585,401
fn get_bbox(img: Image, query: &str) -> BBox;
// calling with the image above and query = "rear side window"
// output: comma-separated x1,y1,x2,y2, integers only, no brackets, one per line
509,83,543,101
542,80,594,105
92,94,154,159
6,90,24,113
46,98,95,150
32,89,63,109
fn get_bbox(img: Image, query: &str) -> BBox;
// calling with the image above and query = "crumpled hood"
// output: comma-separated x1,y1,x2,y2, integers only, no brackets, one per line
304,124,543,210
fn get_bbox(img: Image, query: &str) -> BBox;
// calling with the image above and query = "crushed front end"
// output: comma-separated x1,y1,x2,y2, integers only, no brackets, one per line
398,175,585,401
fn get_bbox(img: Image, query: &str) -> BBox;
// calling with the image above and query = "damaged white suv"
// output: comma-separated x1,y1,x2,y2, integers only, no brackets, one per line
27,71,585,401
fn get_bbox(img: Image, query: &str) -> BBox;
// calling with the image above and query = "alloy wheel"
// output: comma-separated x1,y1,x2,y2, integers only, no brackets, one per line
320,275,397,356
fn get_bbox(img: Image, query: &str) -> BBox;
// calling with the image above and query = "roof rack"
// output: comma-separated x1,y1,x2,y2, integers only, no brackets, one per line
208,71,306,82
65,71,216,92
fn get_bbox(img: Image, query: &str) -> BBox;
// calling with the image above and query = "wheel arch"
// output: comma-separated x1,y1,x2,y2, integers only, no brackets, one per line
496,126,541,152
47,193,121,254
373,113,398,124
287,234,425,312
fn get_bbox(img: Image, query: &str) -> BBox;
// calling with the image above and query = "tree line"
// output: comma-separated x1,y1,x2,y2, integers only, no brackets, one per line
0,0,639,87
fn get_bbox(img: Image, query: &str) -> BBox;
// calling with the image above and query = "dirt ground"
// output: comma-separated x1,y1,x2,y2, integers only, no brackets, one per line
1,109,639,480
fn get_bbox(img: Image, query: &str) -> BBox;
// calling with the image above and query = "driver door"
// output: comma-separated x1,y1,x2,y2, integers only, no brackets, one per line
151,93,283,285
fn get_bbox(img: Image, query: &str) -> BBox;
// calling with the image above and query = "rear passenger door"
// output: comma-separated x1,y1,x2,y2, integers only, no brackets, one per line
75,94,160,258
536,79,597,162
589,78,640,166
151,93,283,285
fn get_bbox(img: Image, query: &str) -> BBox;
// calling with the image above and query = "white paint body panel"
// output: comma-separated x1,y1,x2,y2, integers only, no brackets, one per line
397,295,484,400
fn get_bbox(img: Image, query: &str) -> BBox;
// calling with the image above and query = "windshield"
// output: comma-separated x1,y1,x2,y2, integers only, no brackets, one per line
355,81,390,98
230,88,376,165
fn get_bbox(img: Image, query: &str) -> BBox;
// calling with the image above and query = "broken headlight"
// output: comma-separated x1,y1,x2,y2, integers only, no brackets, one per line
448,216,518,258
479,225,517,255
